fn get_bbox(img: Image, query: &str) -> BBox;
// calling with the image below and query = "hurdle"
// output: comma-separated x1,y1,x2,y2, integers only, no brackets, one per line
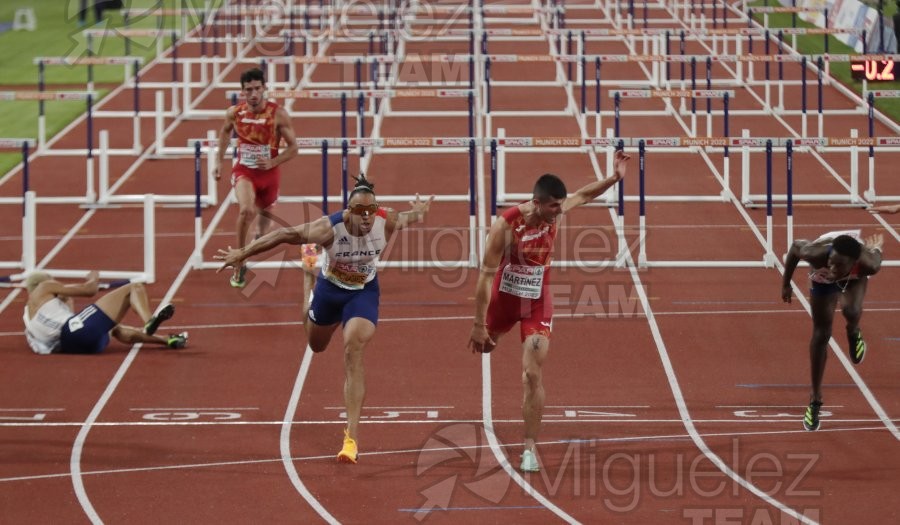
157,86,476,156
0,189,156,282
0,139,35,270
81,28,181,69
0,90,100,156
861,90,900,202
609,88,735,139
33,56,147,153
634,137,777,269
494,133,738,206
779,138,900,268
487,130,900,207
738,132,900,206
187,136,479,271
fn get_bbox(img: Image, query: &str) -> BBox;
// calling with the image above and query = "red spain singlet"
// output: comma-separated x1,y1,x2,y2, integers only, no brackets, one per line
232,100,282,209
486,204,559,342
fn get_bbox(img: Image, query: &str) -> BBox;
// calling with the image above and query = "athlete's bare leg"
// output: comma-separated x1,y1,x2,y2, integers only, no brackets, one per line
234,178,257,279
256,205,275,239
840,276,868,336
111,325,169,346
808,292,839,402
301,271,314,320
305,320,339,353
342,317,375,441
94,283,153,325
521,334,550,453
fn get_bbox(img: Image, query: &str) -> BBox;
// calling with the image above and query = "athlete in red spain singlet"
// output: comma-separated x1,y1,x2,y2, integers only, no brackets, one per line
468,150,630,473
214,67,298,288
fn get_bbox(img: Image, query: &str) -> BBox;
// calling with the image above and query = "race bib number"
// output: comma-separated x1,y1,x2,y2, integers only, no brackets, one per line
326,262,371,289
238,143,271,168
67,317,84,332
499,264,545,299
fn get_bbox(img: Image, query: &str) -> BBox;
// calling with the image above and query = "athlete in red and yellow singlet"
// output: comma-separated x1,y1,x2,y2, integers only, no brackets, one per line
468,150,630,474
232,99,282,209
485,204,558,342
213,68,299,288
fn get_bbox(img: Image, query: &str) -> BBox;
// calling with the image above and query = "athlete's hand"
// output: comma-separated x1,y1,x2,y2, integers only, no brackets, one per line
864,233,884,253
256,158,275,170
214,161,222,181
213,246,244,273
612,149,631,182
781,283,793,303
468,324,496,354
410,194,435,216
84,270,100,295
869,204,900,214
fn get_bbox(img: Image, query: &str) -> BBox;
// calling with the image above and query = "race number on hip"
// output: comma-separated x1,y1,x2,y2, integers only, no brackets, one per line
238,143,272,168
499,264,545,299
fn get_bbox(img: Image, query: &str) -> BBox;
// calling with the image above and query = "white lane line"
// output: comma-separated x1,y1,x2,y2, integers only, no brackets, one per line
3,424,890,485
65,35,276,525
481,353,580,524
4,417,896,428
6,306,900,338
279,346,339,524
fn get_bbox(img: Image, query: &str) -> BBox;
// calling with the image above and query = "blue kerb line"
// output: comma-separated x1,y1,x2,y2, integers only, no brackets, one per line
885,337,900,341
398,505,545,513
737,384,857,389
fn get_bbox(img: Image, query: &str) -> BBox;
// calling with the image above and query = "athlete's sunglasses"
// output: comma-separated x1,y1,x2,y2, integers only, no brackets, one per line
349,203,379,216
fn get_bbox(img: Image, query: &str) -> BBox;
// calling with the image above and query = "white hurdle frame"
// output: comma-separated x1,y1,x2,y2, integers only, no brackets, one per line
2,192,156,282
188,136,478,271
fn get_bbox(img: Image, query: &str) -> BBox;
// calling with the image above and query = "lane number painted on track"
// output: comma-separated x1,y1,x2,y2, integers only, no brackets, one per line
545,406,643,419
140,411,244,421
337,409,441,420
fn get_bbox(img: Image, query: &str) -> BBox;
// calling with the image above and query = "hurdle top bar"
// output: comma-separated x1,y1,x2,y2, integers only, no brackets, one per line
33,56,145,66
224,88,474,100
276,27,863,38
187,136,900,149
0,91,98,101
81,28,181,37
749,6,825,13
0,138,36,148
864,90,900,98
610,89,736,98
210,4,563,15
262,53,898,64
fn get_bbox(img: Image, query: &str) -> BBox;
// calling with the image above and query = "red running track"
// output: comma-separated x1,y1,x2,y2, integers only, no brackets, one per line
1,1,899,523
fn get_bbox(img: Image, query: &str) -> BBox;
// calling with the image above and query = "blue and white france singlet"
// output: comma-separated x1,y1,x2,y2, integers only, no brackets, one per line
23,298,73,354
321,209,388,290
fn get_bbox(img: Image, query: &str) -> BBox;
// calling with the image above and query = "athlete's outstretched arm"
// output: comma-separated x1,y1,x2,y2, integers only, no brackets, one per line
32,271,101,302
213,107,237,181
869,204,900,214
388,194,435,233
782,239,831,303
468,219,508,353
215,216,333,272
562,150,630,212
